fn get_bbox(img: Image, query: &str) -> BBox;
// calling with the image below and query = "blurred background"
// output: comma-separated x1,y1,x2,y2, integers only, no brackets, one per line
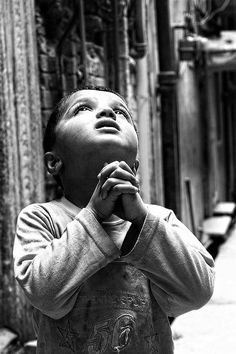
0,0,236,352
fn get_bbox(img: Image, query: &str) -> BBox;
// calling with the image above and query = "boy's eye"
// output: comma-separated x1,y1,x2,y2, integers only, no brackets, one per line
114,109,129,120
73,105,91,115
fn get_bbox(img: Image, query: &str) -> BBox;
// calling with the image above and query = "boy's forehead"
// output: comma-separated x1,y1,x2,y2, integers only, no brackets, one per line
66,89,128,107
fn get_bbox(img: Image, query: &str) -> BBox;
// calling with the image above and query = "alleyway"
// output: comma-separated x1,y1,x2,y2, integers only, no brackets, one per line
172,225,236,354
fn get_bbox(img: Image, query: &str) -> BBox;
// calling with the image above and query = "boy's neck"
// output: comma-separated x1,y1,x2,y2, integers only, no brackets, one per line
61,153,136,209
61,158,104,208
64,177,96,208
63,179,121,223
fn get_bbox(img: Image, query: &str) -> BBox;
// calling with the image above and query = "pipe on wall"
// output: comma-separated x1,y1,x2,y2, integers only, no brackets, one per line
112,0,120,91
132,0,147,59
78,0,87,84
155,0,181,216
137,56,151,203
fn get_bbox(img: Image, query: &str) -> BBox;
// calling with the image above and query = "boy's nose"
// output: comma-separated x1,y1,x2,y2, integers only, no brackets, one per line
96,107,116,120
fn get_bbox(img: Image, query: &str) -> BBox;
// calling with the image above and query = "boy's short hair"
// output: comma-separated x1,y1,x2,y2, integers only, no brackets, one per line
43,85,135,154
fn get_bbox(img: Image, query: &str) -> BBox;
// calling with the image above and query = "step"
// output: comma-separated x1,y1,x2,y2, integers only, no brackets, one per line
213,202,236,216
202,216,232,238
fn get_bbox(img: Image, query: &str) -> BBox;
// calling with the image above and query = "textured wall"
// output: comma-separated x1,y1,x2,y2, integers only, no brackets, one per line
0,0,44,340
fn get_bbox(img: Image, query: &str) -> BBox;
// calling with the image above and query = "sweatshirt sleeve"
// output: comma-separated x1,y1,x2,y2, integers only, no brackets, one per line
13,204,120,319
120,204,215,317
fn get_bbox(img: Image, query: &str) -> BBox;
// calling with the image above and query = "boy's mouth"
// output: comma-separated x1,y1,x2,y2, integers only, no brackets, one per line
95,119,120,131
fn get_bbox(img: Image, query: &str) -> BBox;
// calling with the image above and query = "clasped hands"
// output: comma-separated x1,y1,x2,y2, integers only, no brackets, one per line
87,161,147,226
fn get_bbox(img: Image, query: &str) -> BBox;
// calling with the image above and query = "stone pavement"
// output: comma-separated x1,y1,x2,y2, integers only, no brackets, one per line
171,224,236,354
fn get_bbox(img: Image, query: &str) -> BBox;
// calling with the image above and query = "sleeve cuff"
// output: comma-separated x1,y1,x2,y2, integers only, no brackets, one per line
76,208,120,259
120,208,160,261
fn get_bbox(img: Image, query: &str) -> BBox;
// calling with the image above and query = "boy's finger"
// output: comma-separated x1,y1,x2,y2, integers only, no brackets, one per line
97,161,119,183
101,178,134,199
118,161,135,175
109,167,139,187
108,184,139,200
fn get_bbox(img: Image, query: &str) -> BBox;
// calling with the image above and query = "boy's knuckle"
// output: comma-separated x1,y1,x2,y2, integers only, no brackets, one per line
106,178,115,188
120,160,127,166
116,167,123,174
100,171,106,179
105,181,111,189
113,161,119,168
111,169,119,176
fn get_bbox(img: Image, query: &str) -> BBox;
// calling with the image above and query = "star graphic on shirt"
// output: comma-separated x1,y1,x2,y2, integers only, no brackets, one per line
57,320,81,353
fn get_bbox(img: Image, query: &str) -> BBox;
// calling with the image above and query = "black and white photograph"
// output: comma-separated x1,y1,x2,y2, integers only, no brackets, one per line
0,1,235,353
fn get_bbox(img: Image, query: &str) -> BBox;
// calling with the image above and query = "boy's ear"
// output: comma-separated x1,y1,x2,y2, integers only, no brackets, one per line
44,152,63,176
132,160,139,175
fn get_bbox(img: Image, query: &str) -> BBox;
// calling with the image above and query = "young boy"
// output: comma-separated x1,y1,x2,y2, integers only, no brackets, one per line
14,86,215,354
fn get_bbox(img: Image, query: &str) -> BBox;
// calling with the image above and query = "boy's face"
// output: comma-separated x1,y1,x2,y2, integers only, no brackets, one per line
54,90,138,179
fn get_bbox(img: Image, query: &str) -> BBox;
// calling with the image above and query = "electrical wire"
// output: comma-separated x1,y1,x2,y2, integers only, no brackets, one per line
193,0,212,17
185,0,231,35
200,0,231,24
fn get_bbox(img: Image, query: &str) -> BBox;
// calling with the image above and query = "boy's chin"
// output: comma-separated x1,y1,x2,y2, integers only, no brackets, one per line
100,142,137,160
94,134,138,155
84,139,138,169
99,151,137,168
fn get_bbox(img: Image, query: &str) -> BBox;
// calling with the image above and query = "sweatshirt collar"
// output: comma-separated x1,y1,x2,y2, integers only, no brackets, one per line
58,196,125,225
59,196,81,216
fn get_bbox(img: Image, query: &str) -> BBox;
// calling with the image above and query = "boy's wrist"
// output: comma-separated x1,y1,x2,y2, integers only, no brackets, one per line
86,205,105,223
131,206,148,229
